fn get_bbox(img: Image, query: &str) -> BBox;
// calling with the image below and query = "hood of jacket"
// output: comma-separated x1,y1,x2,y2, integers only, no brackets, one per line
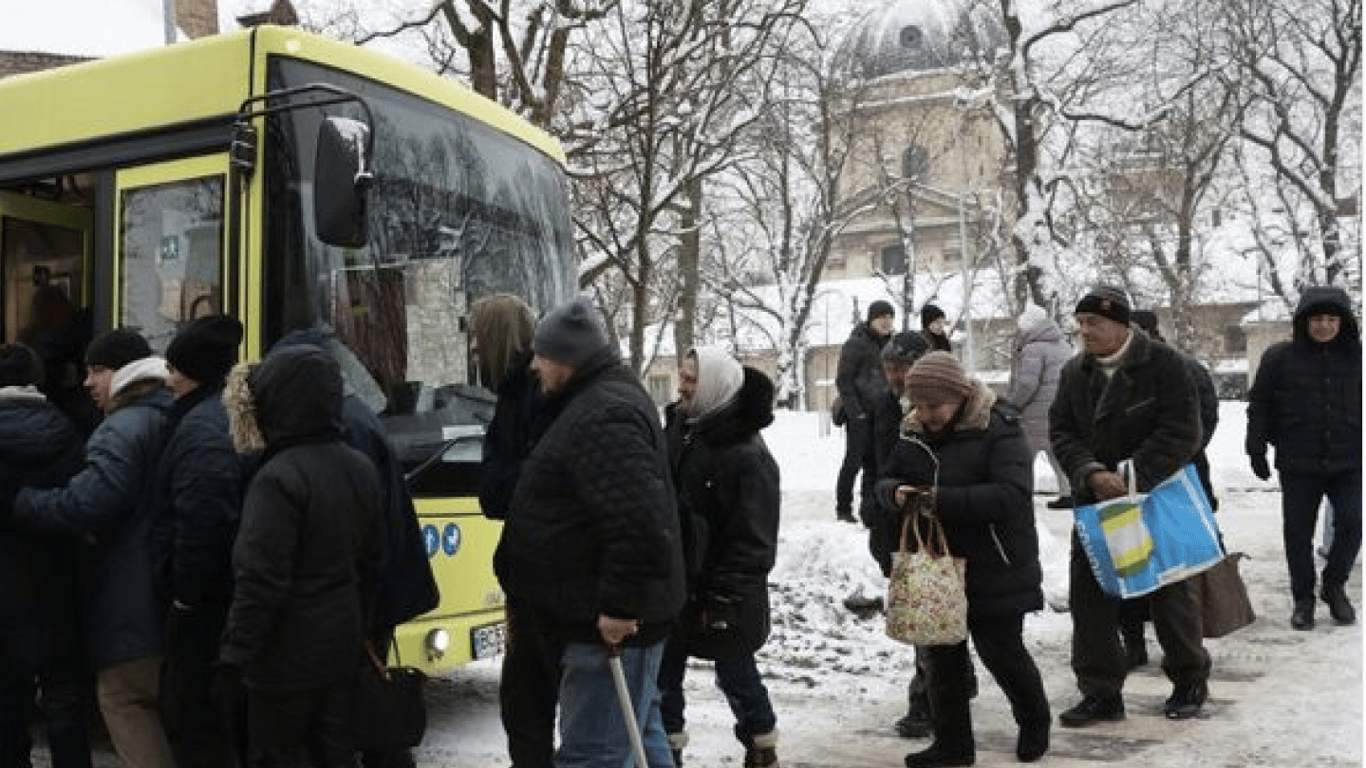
903,379,997,436
1293,285,1361,349
231,346,343,453
1016,315,1064,346
669,366,775,447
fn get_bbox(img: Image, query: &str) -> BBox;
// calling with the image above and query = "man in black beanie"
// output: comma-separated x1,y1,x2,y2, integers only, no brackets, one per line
157,315,245,768
497,297,684,768
920,303,952,353
1050,284,1209,725
834,300,895,523
11,327,179,768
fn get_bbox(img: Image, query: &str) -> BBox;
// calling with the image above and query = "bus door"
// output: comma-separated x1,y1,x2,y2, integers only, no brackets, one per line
114,156,231,351
0,191,91,345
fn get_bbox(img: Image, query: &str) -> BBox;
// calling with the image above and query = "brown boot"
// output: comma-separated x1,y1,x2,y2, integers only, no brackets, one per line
744,730,779,768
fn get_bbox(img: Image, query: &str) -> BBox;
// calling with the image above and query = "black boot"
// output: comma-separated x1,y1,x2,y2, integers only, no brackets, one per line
1322,584,1356,624
1291,599,1316,630
904,742,974,768
1016,722,1049,763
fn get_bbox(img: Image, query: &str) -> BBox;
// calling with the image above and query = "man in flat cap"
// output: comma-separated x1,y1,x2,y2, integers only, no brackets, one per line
1049,285,1209,725
496,298,684,768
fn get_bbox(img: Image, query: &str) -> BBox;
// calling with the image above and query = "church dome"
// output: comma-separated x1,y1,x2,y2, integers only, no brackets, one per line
836,0,1006,79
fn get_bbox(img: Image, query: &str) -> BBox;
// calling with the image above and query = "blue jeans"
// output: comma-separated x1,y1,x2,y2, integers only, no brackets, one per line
556,642,673,768
658,639,776,745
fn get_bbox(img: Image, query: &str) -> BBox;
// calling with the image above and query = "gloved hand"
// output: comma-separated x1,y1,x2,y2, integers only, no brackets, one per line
1249,454,1271,481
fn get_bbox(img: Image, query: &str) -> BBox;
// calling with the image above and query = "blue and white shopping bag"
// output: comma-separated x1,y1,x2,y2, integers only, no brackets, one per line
1073,464,1223,599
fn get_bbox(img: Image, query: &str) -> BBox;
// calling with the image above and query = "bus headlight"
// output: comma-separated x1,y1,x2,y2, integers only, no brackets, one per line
425,628,450,661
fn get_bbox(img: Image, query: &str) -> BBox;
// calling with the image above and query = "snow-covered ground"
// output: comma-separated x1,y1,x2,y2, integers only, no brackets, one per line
415,401,1362,768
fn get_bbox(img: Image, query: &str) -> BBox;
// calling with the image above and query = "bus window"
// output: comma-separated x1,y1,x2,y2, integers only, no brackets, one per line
118,173,224,351
261,57,576,496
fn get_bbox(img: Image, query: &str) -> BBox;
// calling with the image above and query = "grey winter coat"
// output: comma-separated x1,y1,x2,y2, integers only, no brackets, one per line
1005,315,1072,455
1246,286,1361,476
14,380,175,669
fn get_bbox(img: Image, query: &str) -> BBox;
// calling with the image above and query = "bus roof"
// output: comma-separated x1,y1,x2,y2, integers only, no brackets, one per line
0,25,565,166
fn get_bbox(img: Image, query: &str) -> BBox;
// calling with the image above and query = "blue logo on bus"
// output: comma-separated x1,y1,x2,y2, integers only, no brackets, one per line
423,525,439,558
442,523,461,556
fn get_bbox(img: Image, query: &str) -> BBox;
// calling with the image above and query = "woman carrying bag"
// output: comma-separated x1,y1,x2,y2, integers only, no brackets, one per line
876,352,1051,767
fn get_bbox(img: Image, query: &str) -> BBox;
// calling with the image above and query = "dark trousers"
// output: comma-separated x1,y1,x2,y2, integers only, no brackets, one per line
836,415,876,516
163,603,236,768
921,612,1048,752
1069,532,1210,697
358,628,415,768
0,634,93,768
245,683,352,768
1282,469,1363,603
658,638,777,743
499,599,563,768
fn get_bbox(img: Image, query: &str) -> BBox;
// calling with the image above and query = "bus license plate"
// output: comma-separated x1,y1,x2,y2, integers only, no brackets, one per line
471,621,507,659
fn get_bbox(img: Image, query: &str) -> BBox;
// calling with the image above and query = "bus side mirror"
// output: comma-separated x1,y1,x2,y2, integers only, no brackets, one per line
314,116,373,248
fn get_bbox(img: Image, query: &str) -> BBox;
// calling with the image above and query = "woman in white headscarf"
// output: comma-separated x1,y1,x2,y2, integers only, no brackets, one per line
658,347,783,768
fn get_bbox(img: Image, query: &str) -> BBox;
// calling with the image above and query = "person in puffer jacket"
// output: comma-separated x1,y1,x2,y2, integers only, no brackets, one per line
0,343,91,768
217,345,385,767
1246,285,1361,630
9,328,177,768
876,352,1050,768
659,347,781,768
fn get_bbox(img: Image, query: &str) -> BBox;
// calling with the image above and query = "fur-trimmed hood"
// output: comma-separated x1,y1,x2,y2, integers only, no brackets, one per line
902,378,997,436
223,346,343,455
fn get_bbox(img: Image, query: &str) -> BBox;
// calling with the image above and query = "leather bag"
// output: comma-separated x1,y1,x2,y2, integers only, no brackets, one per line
350,642,428,750
885,509,968,646
1190,552,1256,638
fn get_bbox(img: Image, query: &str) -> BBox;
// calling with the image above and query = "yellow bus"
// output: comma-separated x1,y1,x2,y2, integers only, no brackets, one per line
0,25,576,672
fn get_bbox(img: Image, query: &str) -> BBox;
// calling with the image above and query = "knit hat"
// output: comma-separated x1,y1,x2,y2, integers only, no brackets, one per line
867,300,895,322
906,351,972,402
532,298,611,367
166,314,244,384
0,343,44,388
1074,285,1131,326
920,303,946,329
85,328,152,370
881,330,931,365
1130,310,1162,340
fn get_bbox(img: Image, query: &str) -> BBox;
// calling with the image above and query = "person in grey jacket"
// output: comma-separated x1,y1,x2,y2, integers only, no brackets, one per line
9,329,177,768
1246,285,1361,630
1005,304,1073,509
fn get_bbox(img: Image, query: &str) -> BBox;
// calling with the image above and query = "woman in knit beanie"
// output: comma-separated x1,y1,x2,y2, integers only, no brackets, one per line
876,352,1051,767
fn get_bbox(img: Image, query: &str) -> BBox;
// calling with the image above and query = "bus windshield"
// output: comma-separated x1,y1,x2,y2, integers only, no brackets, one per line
261,58,575,495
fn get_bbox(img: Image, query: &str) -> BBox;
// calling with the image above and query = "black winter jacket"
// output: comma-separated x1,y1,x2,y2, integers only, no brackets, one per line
835,324,889,420
0,392,85,659
220,347,384,690
1246,286,1362,476
497,349,685,646
154,383,241,608
14,381,175,669
875,382,1043,618
1049,328,1201,501
663,367,779,658
479,349,547,521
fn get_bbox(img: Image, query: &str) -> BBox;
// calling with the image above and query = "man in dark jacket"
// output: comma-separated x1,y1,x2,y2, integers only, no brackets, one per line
1050,286,1209,726
497,298,684,768
919,303,953,353
218,345,385,766
659,347,781,768
1246,285,1361,630
10,329,177,768
157,315,245,768
876,352,1049,767
835,300,895,523
0,343,91,768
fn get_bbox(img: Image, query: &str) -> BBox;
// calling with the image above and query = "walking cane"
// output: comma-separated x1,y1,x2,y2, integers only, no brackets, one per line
608,643,652,768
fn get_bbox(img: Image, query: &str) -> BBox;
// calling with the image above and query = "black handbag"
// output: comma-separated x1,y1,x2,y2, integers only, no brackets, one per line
350,642,428,750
